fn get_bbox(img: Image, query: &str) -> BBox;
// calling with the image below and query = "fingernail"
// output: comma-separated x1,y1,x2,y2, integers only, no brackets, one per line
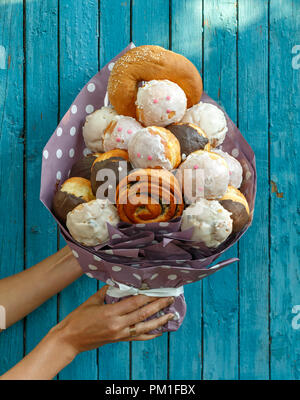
167,313,175,321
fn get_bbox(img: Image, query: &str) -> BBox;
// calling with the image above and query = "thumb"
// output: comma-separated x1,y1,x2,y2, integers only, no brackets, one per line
86,285,109,305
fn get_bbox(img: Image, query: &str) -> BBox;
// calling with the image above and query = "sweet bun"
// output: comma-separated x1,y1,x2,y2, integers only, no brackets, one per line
219,186,250,232
52,177,95,223
136,80,187,127
82,106,118,152
116,169,184,224
128,126,181,170
69,153,101,180
211,148,243,188
90,156,133,200
181,198,233,248
93,149,129,163
103,115,142,151
177,150,229,202
167,122,210,160
66,199,120,246
108,45,203,118
182,102,228,147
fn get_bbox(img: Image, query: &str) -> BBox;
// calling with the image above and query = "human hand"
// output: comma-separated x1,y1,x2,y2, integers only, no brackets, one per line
50,285,175,357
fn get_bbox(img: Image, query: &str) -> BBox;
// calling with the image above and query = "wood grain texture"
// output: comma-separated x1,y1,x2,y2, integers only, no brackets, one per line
269,0,300,380
0,0,299,380
58,0,99,380
169,0,203,380
202,0,239,380
24,0,59,363
131,0,170,380
238,0,270,379
0,0,24,375
98,0,131,380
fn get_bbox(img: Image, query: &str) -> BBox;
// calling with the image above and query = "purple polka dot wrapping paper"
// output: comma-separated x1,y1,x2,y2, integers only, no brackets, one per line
40,43,257,333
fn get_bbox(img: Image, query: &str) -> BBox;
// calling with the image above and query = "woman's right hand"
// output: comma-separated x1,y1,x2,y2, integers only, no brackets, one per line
50,285,175,357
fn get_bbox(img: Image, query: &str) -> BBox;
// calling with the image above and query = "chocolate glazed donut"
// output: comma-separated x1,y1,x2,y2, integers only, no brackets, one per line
108,45,203,118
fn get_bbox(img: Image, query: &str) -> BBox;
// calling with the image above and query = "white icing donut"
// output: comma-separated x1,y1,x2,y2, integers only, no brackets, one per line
103,115,142,152
136,80,187,127
181,198,233,248
178,150,229,202
211,148,243,188
66,199,120,246
82,106,118,152
182,102,228,147
128,126,180,170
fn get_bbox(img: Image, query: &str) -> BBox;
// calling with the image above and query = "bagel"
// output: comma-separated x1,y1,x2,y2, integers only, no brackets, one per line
107,45,203,118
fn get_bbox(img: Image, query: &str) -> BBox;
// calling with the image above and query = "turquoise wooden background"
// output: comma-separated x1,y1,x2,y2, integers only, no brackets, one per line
0,0,299,380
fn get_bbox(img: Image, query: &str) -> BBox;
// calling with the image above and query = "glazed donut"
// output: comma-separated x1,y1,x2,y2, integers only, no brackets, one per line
211,148,243,189
128,126,181,170
116,169,184,224
107,45,203,118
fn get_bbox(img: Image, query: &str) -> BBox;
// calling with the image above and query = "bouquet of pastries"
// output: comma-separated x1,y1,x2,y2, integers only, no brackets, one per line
41,44,256,333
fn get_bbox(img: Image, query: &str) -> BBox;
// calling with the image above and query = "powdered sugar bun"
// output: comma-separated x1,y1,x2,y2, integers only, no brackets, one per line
82,106,118,152
211,148,243,188
128,126,181,170
182,102,228,147
66,199,120,246
103,115,142,151
108,45,203,118
136,80,187,127
181,198,233,248
177,150,229,202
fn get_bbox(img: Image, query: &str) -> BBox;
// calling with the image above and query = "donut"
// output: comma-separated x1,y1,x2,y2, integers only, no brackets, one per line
107,45,203,118
82,106,118,152
182,102,228,147
116,169,184,224
181,198,233,248
177,150,229,202
52,177,95,223
66,199,120,246
167,122,210,160
128,126,181,170
136,80,187,127
90,156,133,201
211,148,243,188
219,186,250,232
103,115,142,152
69,153,102,180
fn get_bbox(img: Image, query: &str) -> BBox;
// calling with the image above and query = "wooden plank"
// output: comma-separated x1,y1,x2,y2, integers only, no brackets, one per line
202,0,239,380
58,0,99,380
131,0,170,380
269,0,300,380
0,0,24,375
98,0,131,381
238,0,270,379
169,0,203,380
24,1,59,365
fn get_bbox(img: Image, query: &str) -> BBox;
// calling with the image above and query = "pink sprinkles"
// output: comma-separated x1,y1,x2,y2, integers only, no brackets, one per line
166,109,171,113
193,165,199,170
137,153,141,158
153,99,158,104
148,155,153,161
127,129,133,134
116,138,121,143
166,95,171,100
117,127,122,132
